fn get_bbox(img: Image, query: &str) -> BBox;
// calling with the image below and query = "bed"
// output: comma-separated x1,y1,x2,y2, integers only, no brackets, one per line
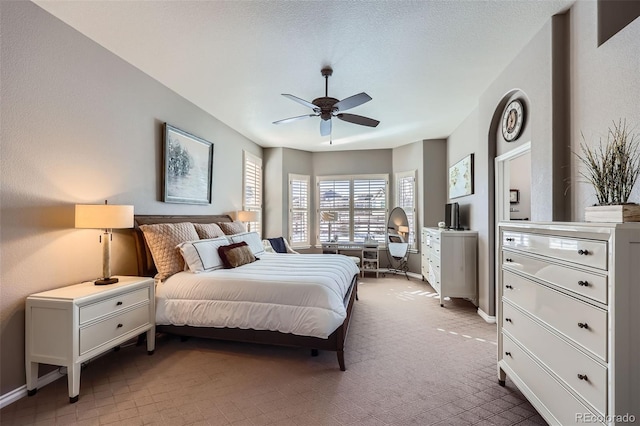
132,214,359,370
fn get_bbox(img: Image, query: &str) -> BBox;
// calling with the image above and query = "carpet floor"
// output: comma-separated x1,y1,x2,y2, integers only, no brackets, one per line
0,276,546,425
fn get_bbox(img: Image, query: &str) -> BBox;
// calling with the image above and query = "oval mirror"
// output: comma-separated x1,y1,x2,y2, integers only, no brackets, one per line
386,207,409,279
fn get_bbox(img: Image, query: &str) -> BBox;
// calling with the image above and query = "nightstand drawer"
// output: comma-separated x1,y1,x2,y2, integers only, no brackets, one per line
80,287,149,324
502,231,607,270
79,304,150,355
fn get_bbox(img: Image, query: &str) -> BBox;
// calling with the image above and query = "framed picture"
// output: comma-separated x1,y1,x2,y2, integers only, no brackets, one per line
448,153,474,199
510,189,520,204
163,123,214,204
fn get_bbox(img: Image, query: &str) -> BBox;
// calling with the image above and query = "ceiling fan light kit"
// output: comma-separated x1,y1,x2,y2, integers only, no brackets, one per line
273,66,380,137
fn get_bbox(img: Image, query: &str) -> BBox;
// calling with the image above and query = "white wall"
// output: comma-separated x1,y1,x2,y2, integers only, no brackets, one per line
0,1,261,394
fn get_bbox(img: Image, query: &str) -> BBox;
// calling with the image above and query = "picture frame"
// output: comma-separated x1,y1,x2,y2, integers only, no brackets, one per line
448,153,474,199
510,189,520,204
163,123,214,204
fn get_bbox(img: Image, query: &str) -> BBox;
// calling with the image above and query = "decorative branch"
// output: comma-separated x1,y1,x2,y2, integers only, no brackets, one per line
575,119,640,205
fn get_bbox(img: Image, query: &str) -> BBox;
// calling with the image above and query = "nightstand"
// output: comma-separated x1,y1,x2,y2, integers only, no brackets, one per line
361,245,379,278
25,276,155,403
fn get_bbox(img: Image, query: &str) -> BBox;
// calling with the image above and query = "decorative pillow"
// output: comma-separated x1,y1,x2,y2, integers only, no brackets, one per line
194,223,225,239
218,242,257,269
217,221,247,235
177,236,229,273
139,222,199,281
229,231,265,256
267,237,287,253
262,239,275,253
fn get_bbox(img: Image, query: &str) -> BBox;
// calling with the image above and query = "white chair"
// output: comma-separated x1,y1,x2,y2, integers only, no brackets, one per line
387,241,409,280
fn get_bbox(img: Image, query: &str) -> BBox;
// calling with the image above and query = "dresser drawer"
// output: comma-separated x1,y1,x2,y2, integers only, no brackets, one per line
428,266,441,293
502,231,607,270
80,287,150,324
502,334,604,426
79,304,150,355
502,251,607,304
502,270,607,360
503,302,607,414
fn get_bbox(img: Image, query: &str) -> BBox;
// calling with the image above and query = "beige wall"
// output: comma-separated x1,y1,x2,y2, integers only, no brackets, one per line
0,2,261,394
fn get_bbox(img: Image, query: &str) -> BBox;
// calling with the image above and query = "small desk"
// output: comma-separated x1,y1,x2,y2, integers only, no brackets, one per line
322,242,380,277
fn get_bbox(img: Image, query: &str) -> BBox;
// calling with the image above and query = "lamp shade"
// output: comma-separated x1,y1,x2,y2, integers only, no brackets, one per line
75,204,134,229
321,212,337,222
398,225,410,234
237,210,259,222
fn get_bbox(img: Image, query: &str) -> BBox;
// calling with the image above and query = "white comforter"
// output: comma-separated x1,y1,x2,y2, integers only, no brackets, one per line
156,253,359,338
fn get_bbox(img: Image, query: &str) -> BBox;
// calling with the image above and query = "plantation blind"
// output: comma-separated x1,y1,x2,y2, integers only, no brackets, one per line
396,170,417,250
289,174,310,247
243,151,262,237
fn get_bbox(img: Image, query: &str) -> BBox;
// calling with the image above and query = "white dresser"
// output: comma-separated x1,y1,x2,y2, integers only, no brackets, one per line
25,276,155,403
498,222,640,425
422,227,478,306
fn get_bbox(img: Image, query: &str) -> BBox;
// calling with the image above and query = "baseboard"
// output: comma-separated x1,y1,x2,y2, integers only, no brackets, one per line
0,369,65,409
477,308,496,324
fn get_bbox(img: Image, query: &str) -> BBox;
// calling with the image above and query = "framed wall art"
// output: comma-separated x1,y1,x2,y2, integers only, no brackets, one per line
163,123,214,204
510,189,520,204
448,153,474,199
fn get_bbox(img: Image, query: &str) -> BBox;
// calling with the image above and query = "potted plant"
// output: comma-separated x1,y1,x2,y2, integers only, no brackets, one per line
576,119,640,222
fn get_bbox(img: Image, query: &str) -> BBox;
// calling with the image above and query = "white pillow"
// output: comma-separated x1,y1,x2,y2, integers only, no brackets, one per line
229,232,265,256
177,236,229,273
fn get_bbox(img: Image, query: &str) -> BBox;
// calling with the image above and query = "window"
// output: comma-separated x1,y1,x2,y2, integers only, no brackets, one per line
317,174,388,245
243,151,262,237
396,170,417,250
289,174,310,247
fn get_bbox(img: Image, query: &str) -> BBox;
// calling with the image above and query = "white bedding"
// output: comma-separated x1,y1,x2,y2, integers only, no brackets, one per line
156,253,359,338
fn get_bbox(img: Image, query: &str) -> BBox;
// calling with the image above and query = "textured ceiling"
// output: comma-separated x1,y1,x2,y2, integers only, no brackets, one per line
34,0,574,152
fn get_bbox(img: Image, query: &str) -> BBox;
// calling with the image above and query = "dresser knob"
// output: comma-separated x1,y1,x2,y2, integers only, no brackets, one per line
505,318,512,323
505,258,513,262
578,249,590,255
117,323,123,328
577,374,588,381
505,285,513,289
505,352,512,357
577,280,589,287
116,301,123,306
506,237,514,242
578,322,589,329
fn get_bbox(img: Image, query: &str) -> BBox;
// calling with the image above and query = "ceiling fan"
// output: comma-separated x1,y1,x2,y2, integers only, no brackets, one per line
273,66,380,137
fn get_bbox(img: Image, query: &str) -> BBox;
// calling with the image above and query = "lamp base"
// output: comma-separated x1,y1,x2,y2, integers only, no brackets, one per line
94,277,119,286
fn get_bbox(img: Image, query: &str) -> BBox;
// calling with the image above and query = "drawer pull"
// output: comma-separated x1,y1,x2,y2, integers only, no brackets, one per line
117,323,123,328
577,249,590,255
505,237,515,242
577,280,589,287
505,285,513,290
505,318,512,323
577,374,589,381
505,352,512,357
116,301,123,306
505,258,513,262
578,322,589,329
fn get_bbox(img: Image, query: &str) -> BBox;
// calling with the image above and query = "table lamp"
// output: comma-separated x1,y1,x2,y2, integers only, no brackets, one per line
75,201,134,285
321,211,338,242
237,210,259,232
398,225,409,239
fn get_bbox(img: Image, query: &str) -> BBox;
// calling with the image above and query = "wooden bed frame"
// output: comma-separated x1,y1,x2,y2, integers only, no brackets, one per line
132,214,357,371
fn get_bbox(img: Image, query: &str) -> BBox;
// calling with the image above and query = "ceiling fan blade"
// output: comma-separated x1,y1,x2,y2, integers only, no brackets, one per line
281,94,319,111
272,114,317,125
333,92,372,112
337,113,380,128
320,118,332,136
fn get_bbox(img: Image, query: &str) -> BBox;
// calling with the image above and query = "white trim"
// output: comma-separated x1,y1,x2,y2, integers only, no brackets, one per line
477,308,497,324
0,369,65,409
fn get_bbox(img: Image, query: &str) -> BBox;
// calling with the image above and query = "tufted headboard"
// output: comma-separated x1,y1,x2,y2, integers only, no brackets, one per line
132,214,233,277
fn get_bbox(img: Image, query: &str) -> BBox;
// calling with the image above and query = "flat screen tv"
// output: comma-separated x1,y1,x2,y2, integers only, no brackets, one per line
445,202,461,230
